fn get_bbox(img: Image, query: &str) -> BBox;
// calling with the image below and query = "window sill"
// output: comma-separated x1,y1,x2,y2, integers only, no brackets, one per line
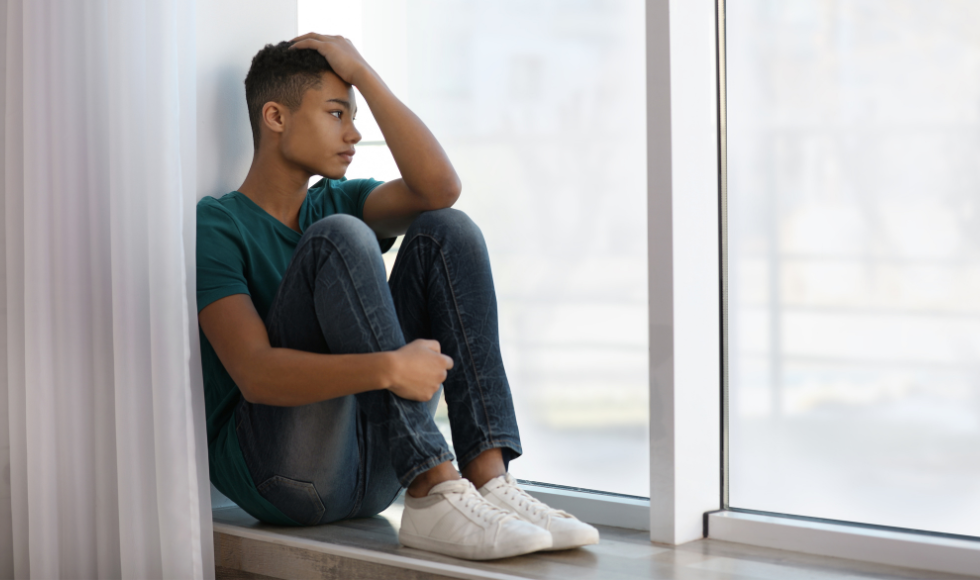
212,499,976,580
707,510,980,578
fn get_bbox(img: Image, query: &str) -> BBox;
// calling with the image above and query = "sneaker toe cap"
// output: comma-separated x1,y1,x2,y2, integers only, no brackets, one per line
495,518,553,555
548,517,600,550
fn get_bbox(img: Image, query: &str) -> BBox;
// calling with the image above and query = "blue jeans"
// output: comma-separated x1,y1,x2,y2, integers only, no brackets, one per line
234,208,522,526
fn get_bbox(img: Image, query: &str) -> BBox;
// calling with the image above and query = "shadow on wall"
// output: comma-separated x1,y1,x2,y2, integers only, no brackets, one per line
200,64,254,200
203,67,252,512
196,0,299,516
217,64,253,192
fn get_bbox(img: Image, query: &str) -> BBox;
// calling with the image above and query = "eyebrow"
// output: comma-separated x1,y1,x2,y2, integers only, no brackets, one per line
326,98,356,114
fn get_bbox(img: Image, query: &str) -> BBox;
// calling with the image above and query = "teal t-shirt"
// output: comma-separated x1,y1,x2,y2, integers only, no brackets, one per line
196,177,391,525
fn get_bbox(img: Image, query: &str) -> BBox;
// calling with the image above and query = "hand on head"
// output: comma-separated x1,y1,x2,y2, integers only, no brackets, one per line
289,32,371,86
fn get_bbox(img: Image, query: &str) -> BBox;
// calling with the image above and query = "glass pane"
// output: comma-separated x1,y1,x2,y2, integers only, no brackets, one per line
300,0,648,496
727,0,980,535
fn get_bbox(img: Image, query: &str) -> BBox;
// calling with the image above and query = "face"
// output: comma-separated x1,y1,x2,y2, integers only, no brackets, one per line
275,71,361,179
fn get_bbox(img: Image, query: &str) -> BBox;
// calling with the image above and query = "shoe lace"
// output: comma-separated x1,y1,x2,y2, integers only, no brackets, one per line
459,486,515,525
501,483,571,520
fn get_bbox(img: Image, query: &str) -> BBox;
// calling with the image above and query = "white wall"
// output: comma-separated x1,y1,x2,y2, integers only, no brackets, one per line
197,0,298,201
195,0,297,511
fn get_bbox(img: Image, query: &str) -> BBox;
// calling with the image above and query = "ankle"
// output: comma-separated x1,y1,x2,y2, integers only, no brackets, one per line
461,448,506,489
407,461,460,498
466,470,506,491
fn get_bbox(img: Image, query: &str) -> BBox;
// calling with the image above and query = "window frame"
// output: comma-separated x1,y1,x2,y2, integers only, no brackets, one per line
703,0,980,575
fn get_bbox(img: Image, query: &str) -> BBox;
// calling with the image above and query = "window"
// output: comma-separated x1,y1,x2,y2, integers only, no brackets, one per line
299,0,649,496
727,0,980,538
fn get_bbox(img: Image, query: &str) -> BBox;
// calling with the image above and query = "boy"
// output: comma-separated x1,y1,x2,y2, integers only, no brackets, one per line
197,33,598,560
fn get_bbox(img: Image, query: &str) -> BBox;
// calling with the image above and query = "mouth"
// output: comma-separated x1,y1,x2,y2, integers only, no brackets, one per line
338,149,355,164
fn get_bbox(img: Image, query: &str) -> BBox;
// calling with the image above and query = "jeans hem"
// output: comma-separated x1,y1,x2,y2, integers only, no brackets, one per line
456,438,523,471
398,451,456,488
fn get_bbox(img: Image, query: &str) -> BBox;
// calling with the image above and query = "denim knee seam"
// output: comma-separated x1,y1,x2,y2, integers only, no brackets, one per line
309,236,392,353
401,233,499,442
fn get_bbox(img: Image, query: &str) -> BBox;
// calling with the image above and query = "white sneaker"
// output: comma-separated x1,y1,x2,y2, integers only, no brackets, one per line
399,478,553,560
479,473,600,550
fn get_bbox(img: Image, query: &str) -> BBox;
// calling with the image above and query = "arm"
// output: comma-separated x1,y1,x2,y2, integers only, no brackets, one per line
289,33,462,238
199,294,453,407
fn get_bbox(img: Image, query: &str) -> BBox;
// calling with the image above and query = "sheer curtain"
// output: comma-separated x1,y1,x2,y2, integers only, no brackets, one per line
0,0,214,578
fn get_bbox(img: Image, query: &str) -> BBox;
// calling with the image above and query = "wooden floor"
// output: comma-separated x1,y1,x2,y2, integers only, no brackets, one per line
213,501,978,580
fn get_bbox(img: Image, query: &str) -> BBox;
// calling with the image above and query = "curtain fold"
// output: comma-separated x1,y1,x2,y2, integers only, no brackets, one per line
0,0,214,577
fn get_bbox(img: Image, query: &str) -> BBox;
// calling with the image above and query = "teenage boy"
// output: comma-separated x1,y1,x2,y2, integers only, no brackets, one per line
196,34,599,560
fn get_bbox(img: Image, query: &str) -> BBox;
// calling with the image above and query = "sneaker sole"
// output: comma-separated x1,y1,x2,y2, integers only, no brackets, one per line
398,530,553,560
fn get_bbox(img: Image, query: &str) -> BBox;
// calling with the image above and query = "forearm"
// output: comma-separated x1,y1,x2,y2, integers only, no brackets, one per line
241,347,393,407
354,69,461,205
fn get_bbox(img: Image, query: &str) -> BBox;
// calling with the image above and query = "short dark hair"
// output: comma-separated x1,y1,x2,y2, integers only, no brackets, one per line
244,41,334,149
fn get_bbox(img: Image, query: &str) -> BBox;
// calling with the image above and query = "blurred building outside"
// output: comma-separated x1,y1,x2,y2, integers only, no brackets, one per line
728,0,980,537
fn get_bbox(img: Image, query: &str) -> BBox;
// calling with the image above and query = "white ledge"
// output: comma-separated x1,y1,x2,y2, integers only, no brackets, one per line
707,510,980,578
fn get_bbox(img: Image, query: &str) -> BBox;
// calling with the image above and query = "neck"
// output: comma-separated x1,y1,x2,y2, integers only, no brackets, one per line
237,146,312,232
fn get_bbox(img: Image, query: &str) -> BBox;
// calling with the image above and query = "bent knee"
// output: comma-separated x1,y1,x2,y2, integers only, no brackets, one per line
411,208,484,244
303,214,378,251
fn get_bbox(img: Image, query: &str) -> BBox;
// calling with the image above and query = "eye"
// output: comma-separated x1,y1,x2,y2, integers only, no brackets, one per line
329,110,343,119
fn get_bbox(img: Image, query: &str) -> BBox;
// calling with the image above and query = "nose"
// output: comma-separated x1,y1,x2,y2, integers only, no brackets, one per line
347,123,361,145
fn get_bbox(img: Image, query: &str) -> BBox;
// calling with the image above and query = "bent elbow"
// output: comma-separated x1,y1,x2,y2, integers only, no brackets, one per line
430,178,461,209
407,177,462,211
444,180,462,206
238,380,265,405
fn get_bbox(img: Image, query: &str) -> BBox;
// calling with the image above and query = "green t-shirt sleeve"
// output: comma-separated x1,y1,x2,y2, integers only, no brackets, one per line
197,199,250,312
331,176,385,220
327,177,397,253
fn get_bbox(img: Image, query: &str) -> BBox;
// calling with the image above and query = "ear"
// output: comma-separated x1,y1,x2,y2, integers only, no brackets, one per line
261,101,288,137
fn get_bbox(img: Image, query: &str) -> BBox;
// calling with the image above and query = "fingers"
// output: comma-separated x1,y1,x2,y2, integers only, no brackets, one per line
288,31,327,43
419,338,441,353
416,340,452,368
288,32,348,47
288,39,319,51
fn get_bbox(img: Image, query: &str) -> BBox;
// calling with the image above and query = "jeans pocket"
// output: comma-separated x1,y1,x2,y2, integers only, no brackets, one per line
256,475,325,526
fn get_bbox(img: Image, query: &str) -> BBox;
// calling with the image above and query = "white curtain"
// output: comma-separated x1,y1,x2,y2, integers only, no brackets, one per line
0,0,214,578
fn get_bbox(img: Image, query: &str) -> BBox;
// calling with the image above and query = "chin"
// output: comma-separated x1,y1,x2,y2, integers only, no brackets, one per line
319,165,349,180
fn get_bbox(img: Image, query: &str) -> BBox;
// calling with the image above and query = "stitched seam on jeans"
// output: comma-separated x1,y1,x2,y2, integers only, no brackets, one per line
267,242,318,337
399,232,497,443
345,414,369,520
258,476,325,525
425,233,497,441
310,236,389,352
